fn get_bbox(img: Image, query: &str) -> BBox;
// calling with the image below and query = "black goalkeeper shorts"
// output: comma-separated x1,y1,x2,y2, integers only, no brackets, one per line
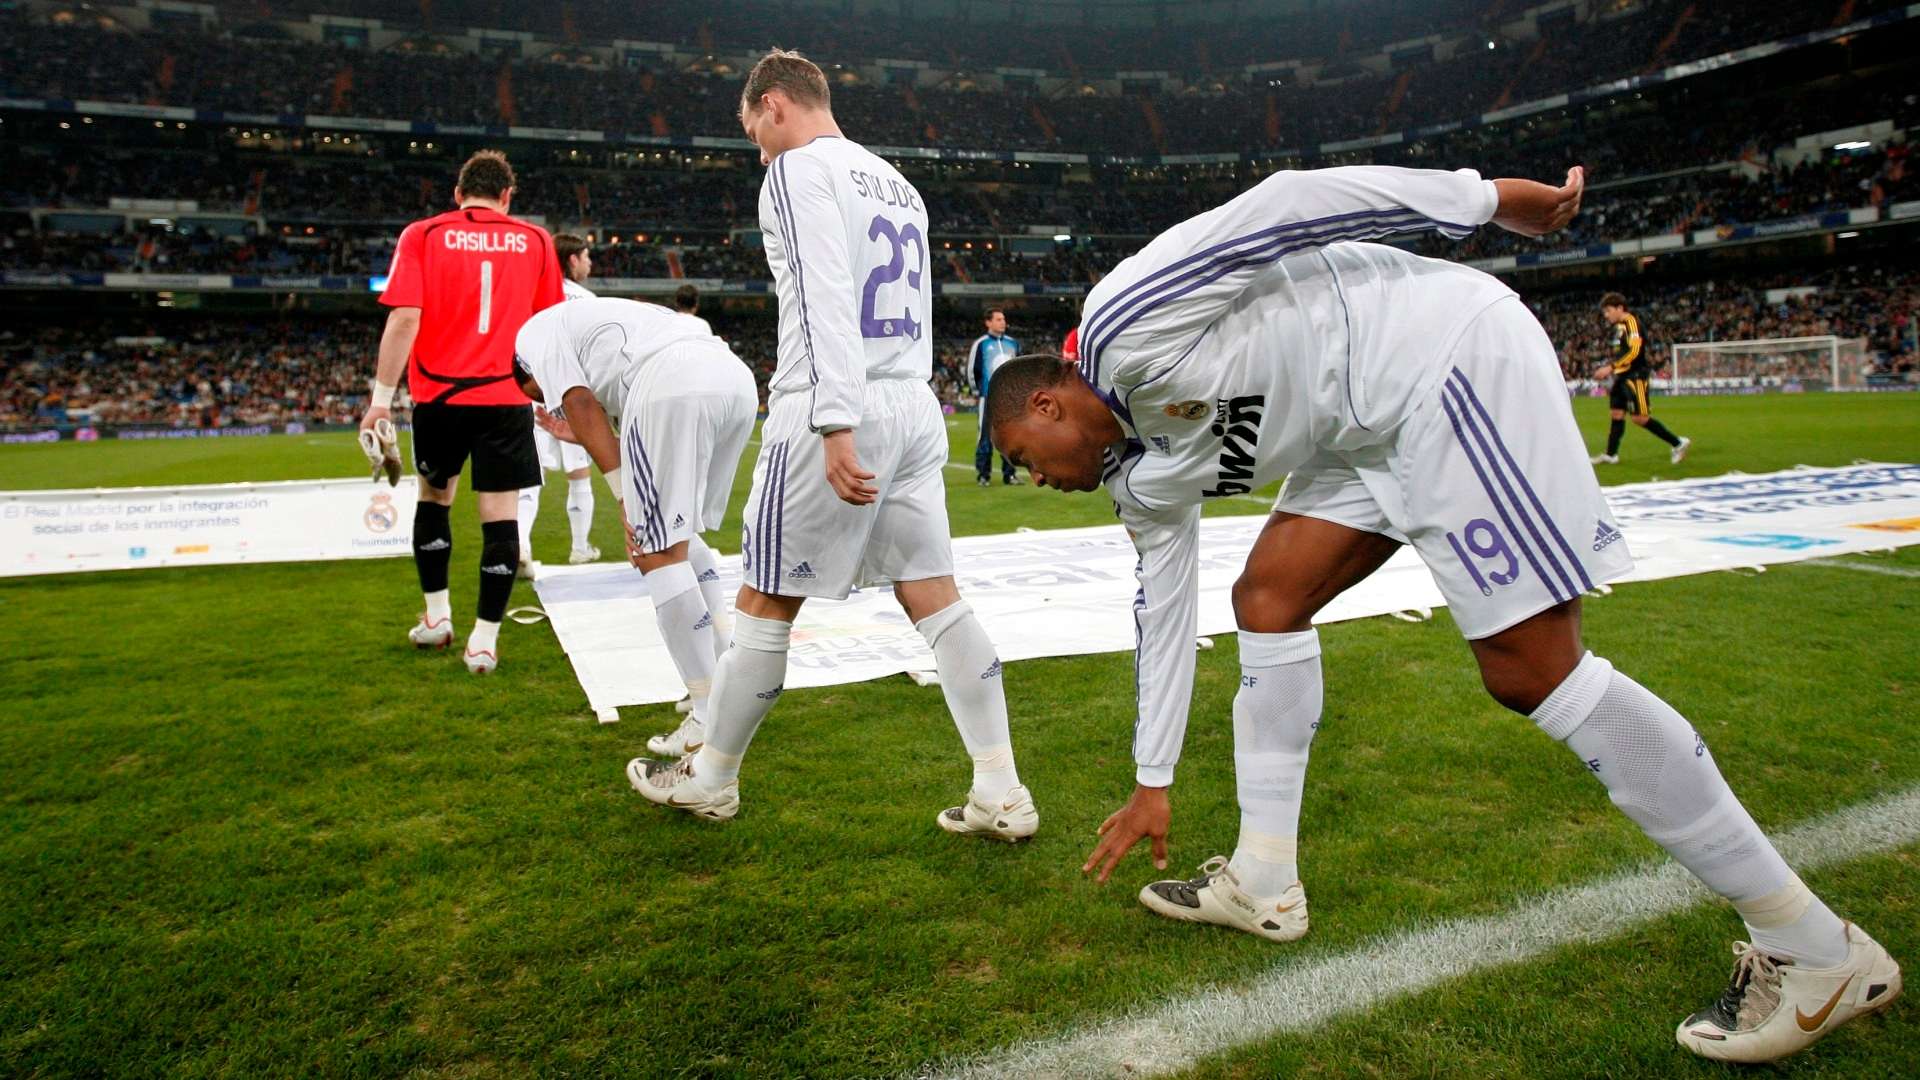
1609,375,1652,417
410,403,541,493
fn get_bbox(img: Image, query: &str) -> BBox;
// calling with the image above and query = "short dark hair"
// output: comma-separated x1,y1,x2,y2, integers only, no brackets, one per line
554,232,588,271
741,48,831,114
984,353,1074,435
674,284,700,312
456,149,516,200
1600,291,1628,310
984,307,1007,323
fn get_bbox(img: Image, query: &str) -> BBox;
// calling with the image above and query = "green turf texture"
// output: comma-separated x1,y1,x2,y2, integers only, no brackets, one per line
1,393,1915,1077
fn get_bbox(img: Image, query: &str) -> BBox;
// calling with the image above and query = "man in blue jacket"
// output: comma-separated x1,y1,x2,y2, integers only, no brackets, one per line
969,308,1024,486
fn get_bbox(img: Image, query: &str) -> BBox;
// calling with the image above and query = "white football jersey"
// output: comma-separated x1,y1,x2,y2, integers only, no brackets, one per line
1080,165,1512,786
759,135,932,432
562,278,596,301
513,296,727,423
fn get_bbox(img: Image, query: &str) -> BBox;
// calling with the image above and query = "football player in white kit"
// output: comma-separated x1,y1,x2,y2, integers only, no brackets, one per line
985,164,1898,1064
517,232,603,578
512,296,756,744
630,49,1039,841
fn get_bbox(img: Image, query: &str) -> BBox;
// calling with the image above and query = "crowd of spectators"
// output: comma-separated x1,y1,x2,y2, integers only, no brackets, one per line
3,1,1911,156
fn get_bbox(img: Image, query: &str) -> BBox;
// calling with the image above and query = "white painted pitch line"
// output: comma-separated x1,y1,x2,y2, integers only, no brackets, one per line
1802,557,1920,579
918,785,1920,1080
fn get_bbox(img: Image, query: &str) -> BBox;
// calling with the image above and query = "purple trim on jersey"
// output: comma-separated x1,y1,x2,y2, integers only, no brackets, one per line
1081,206,1437,365
770,158,824,428
1439,380,1576,603
1449,368,1595,593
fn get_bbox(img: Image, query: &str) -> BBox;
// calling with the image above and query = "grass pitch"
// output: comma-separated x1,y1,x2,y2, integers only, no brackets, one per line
2,393,1916,1077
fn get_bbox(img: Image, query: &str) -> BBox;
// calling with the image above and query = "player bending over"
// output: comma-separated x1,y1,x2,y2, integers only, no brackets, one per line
516,232,603,577
985,163,1897,1064
630,49,1039,840
361,150,563,674
513,296,755,747
1590,291,1691,466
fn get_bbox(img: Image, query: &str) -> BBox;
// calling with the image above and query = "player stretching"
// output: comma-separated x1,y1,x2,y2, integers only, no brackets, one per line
361,150,563,673
515,232,602,578
985,164,1897,1064
969,308,1023,486
1590,291,1691,465
512,296,755,745
631,49,1038,840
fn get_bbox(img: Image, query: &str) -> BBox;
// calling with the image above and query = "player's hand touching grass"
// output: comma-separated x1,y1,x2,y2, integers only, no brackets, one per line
1083,784,1172,884
823,429,878,506
1491,166,1584,237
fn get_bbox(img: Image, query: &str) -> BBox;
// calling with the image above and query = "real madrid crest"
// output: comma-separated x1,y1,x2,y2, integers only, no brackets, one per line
1164,400,1209,421
364,492,399,533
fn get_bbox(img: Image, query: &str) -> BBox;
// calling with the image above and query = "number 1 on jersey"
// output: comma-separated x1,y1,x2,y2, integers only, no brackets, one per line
478,259,493,335
861,215,924,341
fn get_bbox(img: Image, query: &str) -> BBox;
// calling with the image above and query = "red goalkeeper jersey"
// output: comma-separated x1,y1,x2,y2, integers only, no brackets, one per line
380,206,564,406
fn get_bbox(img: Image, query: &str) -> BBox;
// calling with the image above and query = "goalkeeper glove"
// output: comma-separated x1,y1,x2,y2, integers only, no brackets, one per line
358,417,402,486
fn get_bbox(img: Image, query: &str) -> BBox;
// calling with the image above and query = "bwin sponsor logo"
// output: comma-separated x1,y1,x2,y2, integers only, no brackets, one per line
1201,395,1265,498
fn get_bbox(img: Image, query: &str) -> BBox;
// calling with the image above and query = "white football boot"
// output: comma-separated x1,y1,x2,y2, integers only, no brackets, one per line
674,694,695,715
1670,435,1693,465
1676,923,1901,1063
937,785,1039,842
568,544,601,565
462,647,498,675
628,755,738,821
409,615,454,650
646,715,705,757
516,557,540,581
1138,856,1310,943
1590,452,1619,465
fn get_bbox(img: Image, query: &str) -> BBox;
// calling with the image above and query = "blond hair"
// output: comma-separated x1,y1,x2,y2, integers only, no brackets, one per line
741,48,831,114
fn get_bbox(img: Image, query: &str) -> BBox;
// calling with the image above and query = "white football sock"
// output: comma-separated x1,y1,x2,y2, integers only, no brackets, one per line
1229,629,1321,898
516,486,540,553
916,600,1019,803
565,476,594,550
423,588,452,624
691,612,791,787
1534,652,1849,967
467,618,500,656
643,561,716,722
687,536,731,659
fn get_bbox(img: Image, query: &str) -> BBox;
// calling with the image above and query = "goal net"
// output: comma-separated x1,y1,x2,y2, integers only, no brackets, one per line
1667,335,1870,394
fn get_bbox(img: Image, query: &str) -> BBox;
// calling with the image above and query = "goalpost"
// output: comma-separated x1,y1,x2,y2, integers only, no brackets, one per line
1667,335,1871,394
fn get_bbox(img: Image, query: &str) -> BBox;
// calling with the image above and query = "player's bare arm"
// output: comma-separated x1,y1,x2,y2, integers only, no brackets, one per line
361,305,419,433
1490,166,1584,236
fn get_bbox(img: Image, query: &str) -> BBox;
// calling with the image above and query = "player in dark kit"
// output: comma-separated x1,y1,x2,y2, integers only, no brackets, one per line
358,149,565,673
1591,292,1691,466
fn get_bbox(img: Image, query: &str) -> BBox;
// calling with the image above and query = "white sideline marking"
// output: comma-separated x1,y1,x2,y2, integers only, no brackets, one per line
920,786,1920,1080
1803,557,1920,579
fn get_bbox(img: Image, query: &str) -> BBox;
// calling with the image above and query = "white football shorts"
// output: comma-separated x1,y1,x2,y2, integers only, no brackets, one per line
534,420,593,474
741,377,955,600
1274,296,1633,639
618,341,757,554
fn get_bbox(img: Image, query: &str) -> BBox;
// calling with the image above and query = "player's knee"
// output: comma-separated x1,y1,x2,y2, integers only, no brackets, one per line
1630,414,1650,426
1476,659,1563,715
1232,573,1314,634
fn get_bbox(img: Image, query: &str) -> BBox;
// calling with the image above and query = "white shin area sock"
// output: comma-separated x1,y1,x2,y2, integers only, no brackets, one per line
691,611,791,787
468,618,500,656
424,589,452,624
1533,652,1848,967
643,561,716,721
1229,628,1322,897
565,476,594,549
687,536,731,658
916,600,1019,802
516,486,540,552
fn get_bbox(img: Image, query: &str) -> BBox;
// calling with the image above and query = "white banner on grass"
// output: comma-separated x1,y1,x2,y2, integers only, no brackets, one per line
0,477,418,576
539,464,1920,719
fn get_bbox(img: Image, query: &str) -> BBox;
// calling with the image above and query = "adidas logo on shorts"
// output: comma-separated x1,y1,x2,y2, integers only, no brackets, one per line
756,685,784,701
981,659,1003,680
693,612,712,631
697,568,720,582
788,561,816,580
673,514,685,528
1592,521,1624,552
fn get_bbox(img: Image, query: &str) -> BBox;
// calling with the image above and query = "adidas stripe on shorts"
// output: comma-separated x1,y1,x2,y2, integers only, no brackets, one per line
741,377,956,600
618,341,757,555
1274,296,1633,639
